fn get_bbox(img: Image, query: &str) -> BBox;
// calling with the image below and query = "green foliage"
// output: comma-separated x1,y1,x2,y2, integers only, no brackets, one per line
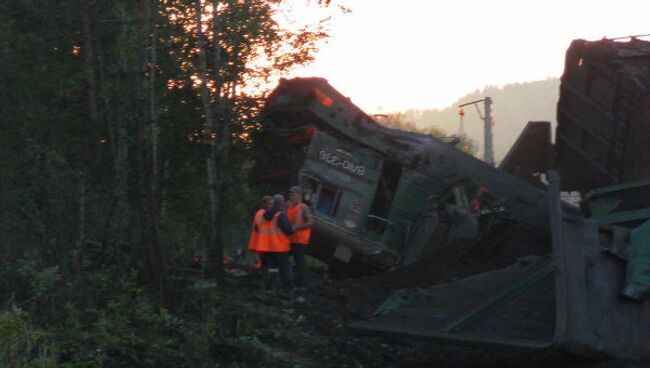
56,271,185,367
48,270,284,367
0,268,280,367
0,0,333,365
0,308,57,368
17,263,61,300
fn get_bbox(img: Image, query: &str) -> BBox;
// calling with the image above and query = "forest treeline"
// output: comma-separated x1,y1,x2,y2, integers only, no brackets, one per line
402,78,560,162
0,1,333,366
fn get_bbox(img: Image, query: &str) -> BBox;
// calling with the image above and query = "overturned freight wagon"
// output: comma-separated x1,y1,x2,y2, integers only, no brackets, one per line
352,36,650,359
353,172,650,359
556,37,650,193
257,77,550,274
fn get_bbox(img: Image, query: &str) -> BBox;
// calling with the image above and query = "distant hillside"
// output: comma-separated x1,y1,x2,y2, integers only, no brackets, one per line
402,78,560,163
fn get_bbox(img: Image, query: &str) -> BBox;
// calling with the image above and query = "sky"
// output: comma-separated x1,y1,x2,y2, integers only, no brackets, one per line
285,0,650,112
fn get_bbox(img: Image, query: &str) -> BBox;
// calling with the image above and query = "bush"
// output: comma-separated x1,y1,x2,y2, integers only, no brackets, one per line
0,308,57,367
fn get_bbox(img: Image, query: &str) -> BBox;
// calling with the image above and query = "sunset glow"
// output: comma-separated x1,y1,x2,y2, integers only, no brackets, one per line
288,0,650,112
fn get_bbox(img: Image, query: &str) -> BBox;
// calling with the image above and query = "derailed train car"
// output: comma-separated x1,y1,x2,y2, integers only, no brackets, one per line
353,37,650,359
353,172,650,359
556,37,650,193
258,77,549,273
255,37,650,359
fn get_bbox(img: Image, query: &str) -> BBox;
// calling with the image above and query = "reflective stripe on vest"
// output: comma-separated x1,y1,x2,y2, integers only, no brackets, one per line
255,212,290,252
248,209,264,252
287,203,312,245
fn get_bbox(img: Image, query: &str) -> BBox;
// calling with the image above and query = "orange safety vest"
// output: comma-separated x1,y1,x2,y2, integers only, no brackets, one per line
287,203,312,245
255,212,290,253
248,209,265,252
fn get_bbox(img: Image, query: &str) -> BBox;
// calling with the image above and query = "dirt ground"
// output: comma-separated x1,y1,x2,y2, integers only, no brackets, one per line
220,264,643,368
220,272,599,368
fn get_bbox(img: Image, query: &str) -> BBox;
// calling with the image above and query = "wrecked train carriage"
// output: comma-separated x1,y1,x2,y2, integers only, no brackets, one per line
352,37,650,358
354,173,650,359
556,38,650,193
259,77,550,272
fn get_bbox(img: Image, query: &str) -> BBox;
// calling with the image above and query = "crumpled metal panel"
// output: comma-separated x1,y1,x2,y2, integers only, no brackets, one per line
383,169,447,252
549,171,650,359
582,179,650,227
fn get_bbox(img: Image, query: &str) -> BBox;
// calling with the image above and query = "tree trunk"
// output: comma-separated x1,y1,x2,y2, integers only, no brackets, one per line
74,173,86,279
135,0,165,294
82,10,100,146
80,7,95,279
195,0,224,279
95,27,119,247
112,7,131,239
150,3,162,234
206,148,224,279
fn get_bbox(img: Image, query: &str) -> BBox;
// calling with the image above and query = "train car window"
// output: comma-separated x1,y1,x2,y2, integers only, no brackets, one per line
316,185,341,217
300,175,319,207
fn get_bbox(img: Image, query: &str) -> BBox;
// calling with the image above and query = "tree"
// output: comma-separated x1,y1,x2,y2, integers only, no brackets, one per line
0,0,337,364
163,0,329,278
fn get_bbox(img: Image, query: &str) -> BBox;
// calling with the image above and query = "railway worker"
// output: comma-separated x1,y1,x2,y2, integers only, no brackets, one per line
248,195,273,270
286,186,314,291
470,187,489,214
255,194,294,291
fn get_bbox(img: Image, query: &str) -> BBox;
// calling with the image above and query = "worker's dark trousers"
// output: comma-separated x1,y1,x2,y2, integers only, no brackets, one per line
290,244,308,288
264,252,293,290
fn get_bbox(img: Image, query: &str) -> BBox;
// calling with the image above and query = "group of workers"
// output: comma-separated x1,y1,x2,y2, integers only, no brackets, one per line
248,186,313,292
